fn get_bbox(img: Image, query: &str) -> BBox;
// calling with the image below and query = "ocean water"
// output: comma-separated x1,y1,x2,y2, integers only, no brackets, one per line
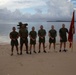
0,22,76,44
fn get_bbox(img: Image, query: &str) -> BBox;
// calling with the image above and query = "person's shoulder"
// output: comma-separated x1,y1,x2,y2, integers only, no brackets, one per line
29,31,31,35
59,28,62,32
30,31,32,33
10,31,13,34
49,29,51,32
43,29,46,31
15,31,19,34
60,28,62,29
34,31,37,34
35,30,37,32
33,31,36,33
53,29,56,32
65,28,68,30
54,29,57,32
44,29,46,30
38,29,40,32
59,28,62,30
19,29,21,32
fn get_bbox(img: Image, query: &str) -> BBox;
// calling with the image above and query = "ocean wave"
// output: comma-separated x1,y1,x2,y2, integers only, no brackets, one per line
0,35,10,44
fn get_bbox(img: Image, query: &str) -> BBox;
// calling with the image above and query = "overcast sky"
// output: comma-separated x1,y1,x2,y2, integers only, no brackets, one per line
0,0,76,22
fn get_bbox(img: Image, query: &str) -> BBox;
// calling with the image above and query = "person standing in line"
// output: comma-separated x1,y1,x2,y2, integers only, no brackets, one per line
29,26,37,54
38,25,46,53
19,24,28,55
59,24,68,52
9,27,19,56
48,25,57,52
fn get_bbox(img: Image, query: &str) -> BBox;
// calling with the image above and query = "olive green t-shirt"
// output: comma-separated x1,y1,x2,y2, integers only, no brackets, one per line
49,29,57,38
38,29,46,37
19,28,28,38
29,31,37,39
10,31,18,39
59,28,68,38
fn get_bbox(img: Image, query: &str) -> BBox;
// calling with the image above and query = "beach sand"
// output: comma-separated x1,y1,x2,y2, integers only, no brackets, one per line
0,42,76,75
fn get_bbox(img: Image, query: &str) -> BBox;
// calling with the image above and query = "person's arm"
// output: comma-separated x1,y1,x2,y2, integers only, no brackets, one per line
44,30,46,37
9,33,15,40
59,29,62,40
29,35,34,40
48,31,50,37
9,33,13,39
55,30,57,37
35,31,37,39
16,32,19,39
38,30,41,37
29,32,32,39
19,30,23,39
19,30,22,38
42,29,46,38
38,30,44,39
48,31,54,39
26,30,28,37
66,28,68,33
29,32,35,41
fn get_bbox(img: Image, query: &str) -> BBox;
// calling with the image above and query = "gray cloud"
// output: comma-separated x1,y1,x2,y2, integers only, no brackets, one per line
0,0,75,22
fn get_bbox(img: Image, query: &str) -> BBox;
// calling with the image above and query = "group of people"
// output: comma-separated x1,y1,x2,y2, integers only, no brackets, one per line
9,23,68,56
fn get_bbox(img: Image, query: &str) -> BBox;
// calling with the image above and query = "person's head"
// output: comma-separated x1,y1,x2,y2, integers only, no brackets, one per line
32,26,35,31
51,25,54,29
62,24,65,28
21,24,25,28
12,27,16,31
40,25,43,29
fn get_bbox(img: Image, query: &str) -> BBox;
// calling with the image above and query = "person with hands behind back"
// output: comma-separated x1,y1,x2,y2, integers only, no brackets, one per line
10,27,19,56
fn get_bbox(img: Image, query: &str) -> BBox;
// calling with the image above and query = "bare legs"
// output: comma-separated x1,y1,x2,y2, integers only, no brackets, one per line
49,43,56,52
20,43,28,55
11,45,19,56
30,44,36,54
38,43,46,53
59,42,66,52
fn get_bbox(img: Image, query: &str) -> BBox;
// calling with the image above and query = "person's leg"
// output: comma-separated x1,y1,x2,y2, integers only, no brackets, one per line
33,45,36,53
38,43,41,53
43,43,46,53
25,43,28,54
49,43,51,49
16,46,19,55
59,42,62,52
64,42,66,49
20,38,23,55
53,43,56,51
20,43,23,55
63,42,67,52
30,44,32,54
11,45,14,56
49,38,51,49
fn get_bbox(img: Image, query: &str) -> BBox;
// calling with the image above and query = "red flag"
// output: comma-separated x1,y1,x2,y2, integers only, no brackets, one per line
68,11,75,48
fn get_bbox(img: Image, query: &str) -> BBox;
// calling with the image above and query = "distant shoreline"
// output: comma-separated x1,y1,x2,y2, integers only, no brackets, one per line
47,21,76,22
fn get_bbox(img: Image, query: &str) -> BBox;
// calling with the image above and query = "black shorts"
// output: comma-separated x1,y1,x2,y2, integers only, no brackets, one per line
11,39,18,46
39,37,45,43
60,37,67,42
49,38,56,43
20,38,28,45
30,39,36,45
